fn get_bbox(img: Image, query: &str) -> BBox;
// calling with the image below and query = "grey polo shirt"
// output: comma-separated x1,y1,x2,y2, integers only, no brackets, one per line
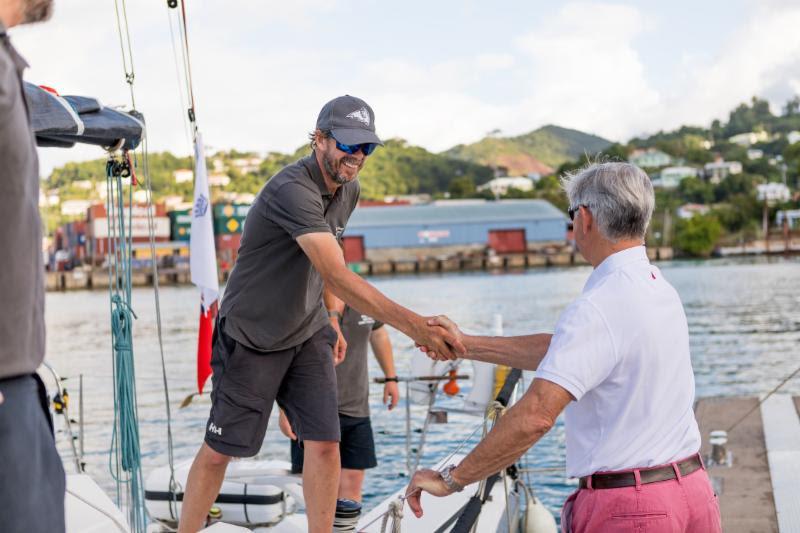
220,154,359,352
0,25,45,380
336,306,384,418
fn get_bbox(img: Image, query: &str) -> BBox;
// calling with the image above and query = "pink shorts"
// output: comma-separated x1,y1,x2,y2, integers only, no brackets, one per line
561,458,722,533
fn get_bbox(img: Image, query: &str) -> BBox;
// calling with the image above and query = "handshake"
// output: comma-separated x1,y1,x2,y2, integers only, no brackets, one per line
414,315,468,361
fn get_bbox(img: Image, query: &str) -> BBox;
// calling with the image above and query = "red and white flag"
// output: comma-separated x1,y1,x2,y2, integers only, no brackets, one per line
190,132,219,394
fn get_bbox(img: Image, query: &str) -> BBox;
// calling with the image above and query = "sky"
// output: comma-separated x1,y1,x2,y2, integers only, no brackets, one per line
8,0,800,177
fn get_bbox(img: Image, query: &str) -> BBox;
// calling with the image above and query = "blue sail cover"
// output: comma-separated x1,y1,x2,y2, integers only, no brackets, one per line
24,82,143,150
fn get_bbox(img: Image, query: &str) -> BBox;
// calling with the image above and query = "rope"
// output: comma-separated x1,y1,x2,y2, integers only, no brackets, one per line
105,157,147,533
726,362,800,433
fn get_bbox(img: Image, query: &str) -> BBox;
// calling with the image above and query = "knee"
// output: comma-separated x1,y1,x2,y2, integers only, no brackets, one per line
304,440,339,461
199,443,232,469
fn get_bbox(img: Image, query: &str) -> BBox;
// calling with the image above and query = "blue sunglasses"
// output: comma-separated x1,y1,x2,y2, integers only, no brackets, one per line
332,134,378,156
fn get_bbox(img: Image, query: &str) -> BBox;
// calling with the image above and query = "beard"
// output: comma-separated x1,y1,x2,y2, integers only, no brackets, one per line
322,150,361,185
22,0,53,24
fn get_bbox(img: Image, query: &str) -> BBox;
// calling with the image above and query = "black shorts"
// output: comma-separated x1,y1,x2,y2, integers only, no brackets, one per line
290,414,377,473
204,319,341,457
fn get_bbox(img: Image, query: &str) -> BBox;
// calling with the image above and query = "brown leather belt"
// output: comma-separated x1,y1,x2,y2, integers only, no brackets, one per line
579,454,703,490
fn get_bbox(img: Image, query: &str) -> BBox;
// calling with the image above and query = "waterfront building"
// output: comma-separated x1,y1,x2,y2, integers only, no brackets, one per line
342,199,567,262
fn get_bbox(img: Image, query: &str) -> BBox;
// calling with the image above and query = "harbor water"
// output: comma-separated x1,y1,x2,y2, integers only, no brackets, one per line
44,256,800,518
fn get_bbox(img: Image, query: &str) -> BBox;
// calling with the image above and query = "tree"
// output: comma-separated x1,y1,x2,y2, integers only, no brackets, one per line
673,215,722,257
448,176,476,198
678,177,714,204
783,96,800,117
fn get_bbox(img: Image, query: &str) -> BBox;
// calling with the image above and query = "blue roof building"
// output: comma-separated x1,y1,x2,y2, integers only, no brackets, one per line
343,199,567,260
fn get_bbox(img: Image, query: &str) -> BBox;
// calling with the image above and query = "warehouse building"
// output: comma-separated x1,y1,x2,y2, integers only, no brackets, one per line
342,199,568,262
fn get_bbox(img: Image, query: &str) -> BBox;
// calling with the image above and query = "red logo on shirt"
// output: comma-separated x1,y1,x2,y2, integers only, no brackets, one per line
650,272,656,280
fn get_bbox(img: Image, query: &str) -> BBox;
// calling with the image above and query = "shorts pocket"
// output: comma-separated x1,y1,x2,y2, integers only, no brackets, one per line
611,511,668,520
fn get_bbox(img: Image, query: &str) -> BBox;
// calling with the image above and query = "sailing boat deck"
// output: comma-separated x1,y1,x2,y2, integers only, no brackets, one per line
695,395,800,533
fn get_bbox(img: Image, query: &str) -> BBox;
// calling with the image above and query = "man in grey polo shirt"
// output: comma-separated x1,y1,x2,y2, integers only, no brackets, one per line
0,2,65,533
179,95,461,533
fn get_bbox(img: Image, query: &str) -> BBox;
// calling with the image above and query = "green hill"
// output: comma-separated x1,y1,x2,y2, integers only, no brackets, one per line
444,124,613,173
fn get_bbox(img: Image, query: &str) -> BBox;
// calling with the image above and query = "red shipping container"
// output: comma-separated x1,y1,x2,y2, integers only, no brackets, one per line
342,236,365,263
215,234,242,271
488,229,526,254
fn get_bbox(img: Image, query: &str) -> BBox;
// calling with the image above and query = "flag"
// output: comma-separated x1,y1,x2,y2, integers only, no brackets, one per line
190,132,219,394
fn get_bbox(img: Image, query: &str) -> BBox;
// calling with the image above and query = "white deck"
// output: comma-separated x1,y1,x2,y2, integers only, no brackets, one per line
760,394,800,533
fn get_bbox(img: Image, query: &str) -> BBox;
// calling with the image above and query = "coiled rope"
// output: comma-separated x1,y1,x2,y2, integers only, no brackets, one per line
105,155,147,532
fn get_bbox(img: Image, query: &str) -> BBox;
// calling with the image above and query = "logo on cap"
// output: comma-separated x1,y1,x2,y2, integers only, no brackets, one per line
346,107,371,126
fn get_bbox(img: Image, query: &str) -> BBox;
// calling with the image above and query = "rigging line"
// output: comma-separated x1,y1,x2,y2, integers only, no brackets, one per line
726,362,800,433
178,0,197,124
138,133,180,520
165,6,193,150
113,0,136,109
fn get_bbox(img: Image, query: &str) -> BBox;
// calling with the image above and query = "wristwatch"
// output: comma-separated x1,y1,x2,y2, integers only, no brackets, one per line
327,309,342,320
439,464,464,492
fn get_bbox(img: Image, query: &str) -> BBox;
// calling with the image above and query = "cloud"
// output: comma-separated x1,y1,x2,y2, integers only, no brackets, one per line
511,3,660,141
656,1,800,129
7,0,800,179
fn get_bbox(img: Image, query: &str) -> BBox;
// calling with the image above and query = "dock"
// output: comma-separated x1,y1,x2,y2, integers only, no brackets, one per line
695,395,800,533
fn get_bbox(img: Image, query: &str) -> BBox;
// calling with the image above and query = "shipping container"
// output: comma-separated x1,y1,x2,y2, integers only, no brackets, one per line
87,202,168,221
342,236,365,263
169,209,192,241
488,229,526,254
213,203,250,235
215,233,242,271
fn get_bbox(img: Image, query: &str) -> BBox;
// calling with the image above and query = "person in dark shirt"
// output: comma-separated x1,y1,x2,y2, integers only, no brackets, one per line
280,305,399,503
178,96,462,533
0,2,65,533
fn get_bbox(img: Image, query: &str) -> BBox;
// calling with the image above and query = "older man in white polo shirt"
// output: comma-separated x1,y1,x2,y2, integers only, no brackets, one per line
407,162,721,532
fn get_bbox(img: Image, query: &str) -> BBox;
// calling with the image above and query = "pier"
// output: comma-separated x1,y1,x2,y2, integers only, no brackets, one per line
695,395,800,532
45,247,675,291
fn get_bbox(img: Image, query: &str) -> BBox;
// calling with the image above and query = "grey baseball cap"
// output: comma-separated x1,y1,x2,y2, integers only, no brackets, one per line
316,95,383,146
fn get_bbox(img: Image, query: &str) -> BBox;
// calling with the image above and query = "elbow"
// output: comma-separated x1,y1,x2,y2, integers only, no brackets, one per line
321,264,349,294
520,412,555,443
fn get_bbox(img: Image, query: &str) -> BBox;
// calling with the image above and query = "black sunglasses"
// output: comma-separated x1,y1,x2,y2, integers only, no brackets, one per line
568,204,589,221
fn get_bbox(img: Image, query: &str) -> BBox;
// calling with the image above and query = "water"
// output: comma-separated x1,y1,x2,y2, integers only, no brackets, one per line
44,256,800,518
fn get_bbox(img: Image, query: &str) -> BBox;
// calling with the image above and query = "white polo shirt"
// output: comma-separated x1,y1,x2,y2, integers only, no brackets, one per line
536,246,701,478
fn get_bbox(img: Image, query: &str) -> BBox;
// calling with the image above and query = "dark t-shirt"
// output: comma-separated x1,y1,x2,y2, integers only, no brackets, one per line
336,306,384,418
0,26,45,379
220,154,359,351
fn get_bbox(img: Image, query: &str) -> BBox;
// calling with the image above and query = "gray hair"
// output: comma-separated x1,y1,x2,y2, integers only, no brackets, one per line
562,162,654,242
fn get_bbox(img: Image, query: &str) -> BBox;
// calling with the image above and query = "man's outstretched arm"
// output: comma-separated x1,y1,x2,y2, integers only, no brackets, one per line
297,232,464,359
423,315,552,370
406,378,573,517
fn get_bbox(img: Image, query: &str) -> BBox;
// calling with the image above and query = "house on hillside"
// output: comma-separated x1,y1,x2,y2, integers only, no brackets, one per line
747,149,764,160
704,159,742,183
61,199,91,217
728,131,769,147
629,148,671,168
231,157,263,174
208,173,231,187
654,166,699,189
677,204,710,219
173,168,193,183
477,176,534,197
